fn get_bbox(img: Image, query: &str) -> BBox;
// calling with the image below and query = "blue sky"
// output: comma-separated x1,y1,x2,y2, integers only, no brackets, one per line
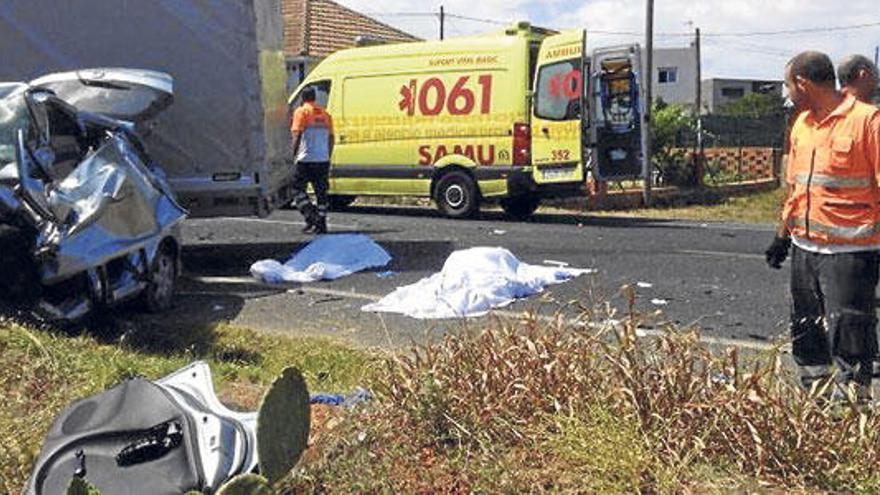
338,0,880,81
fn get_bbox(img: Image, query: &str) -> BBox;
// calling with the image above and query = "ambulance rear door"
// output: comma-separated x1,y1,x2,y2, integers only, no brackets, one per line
589,44,647,181
530,29,587,185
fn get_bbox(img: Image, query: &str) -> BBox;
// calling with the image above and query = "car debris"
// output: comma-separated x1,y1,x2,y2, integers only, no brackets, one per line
24,361,311,495
0,69,186,322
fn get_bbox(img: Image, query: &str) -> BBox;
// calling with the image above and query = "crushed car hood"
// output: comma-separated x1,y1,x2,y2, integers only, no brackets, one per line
30,68,173,123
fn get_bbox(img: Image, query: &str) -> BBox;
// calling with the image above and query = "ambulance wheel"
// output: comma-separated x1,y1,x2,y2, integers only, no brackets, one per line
142,242,177,313
501,195,541,220
329,195,356,210
435,170,479,218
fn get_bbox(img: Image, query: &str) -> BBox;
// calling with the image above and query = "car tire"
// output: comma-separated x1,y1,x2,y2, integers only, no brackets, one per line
329,195,356,210
501,195,541,220
0,225,41,302
435,170,479,218
142,244,177,313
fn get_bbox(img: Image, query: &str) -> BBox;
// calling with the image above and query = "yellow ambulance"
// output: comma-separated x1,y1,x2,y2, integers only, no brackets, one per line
289,22,647,218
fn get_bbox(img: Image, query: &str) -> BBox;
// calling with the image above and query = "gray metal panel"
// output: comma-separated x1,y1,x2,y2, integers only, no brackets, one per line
0,0,291,217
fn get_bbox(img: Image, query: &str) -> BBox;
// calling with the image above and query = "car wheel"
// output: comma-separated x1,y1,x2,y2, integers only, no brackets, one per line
329,195,356,210
435,170,479,218
143,245,177,312
0,225,40,302
501,195,540,220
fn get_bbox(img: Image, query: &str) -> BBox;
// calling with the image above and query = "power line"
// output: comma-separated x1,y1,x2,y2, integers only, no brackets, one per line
445,13,507,26
366,10,880,39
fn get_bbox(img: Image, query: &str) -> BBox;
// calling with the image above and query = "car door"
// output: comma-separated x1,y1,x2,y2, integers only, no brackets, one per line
589,45,647,181
530,30,587,185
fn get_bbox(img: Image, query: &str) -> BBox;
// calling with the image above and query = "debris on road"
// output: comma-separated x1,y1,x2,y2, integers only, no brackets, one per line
250,234,391,283
310,387,372,407
651,298,669,306
376,270,396,279
362,247,594,319
637,282,653,288
491,229,507,235
543,259,570,267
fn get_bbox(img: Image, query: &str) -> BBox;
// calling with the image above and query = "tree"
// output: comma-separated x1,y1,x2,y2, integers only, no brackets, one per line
650,102,697,186
717,92,785,119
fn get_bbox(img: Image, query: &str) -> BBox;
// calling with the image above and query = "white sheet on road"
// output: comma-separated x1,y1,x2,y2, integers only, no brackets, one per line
362,247,594,319
250,234,391,283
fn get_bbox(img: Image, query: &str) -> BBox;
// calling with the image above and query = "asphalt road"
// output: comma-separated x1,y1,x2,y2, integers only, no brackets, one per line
166,205,790,349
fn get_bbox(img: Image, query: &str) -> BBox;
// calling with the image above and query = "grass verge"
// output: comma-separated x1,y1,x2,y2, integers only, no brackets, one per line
584,186,784,224
351,186,785,225
5,296,879,493
292,309,880,494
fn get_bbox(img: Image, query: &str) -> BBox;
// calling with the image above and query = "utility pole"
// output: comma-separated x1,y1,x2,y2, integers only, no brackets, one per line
643,0,654,205
694,27,703,186
439,5,445,41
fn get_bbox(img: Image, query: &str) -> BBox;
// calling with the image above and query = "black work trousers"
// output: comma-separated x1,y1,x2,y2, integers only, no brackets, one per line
790,245,879,388
291,161,330,220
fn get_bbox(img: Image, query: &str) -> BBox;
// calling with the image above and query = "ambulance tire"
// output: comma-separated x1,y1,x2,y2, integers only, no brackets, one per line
435,170,479,218
501,195,541,220
329,195,356,210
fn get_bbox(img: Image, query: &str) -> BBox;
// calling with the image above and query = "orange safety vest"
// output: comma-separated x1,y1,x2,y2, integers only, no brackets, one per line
783,96,880,246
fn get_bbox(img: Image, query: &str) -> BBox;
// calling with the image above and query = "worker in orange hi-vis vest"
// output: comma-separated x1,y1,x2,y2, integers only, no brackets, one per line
838,54,880,380
766,51,880,403
838,54,879,104
290,86,334,234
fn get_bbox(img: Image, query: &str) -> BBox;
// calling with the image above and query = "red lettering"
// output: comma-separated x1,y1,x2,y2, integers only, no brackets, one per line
419,78,446,116
478,75,492,114
477,145,495,165
433,145,449,163
448,76,475,115
418,145,432,165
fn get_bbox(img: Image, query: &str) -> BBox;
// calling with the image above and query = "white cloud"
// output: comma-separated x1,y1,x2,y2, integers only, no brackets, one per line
335,0,880,80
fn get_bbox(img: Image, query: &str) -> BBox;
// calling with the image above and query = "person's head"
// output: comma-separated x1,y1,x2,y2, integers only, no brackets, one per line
301,87,316,103
838,54,878,102
785,51,837,109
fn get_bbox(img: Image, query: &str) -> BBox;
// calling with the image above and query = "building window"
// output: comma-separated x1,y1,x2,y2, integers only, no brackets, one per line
721,87,745,98
658,67,677,84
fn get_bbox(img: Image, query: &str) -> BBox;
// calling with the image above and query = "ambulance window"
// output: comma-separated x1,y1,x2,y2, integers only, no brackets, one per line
290,80,332,108
535,59,581,121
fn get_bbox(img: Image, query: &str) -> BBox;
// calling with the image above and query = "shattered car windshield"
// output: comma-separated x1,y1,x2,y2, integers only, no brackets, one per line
0,87,29,166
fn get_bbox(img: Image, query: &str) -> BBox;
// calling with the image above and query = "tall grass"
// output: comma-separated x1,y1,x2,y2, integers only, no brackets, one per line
295,305,880,493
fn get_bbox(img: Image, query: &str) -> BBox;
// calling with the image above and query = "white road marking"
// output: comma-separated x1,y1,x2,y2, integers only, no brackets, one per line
187,275,781,351
675,249,765,260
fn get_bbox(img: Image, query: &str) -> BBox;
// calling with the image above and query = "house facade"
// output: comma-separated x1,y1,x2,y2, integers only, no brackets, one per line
281,0,420,91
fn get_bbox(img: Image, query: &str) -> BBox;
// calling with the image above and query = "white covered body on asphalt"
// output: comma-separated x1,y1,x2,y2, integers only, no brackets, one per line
362,247,594,319
250,234,391,283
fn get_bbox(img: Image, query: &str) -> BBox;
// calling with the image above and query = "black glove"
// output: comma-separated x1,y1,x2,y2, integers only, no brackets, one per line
764,236,791,269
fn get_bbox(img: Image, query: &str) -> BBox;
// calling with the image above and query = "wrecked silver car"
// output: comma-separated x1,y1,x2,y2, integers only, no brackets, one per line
0,69,186,321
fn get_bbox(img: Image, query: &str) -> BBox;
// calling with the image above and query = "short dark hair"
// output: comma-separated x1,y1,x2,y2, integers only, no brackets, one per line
787,51,836,86
838,54,878,86
301,87,316,102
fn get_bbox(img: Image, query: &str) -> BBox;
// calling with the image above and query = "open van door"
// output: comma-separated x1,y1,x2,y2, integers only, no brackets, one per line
530,30,587,187
589,45,647,180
